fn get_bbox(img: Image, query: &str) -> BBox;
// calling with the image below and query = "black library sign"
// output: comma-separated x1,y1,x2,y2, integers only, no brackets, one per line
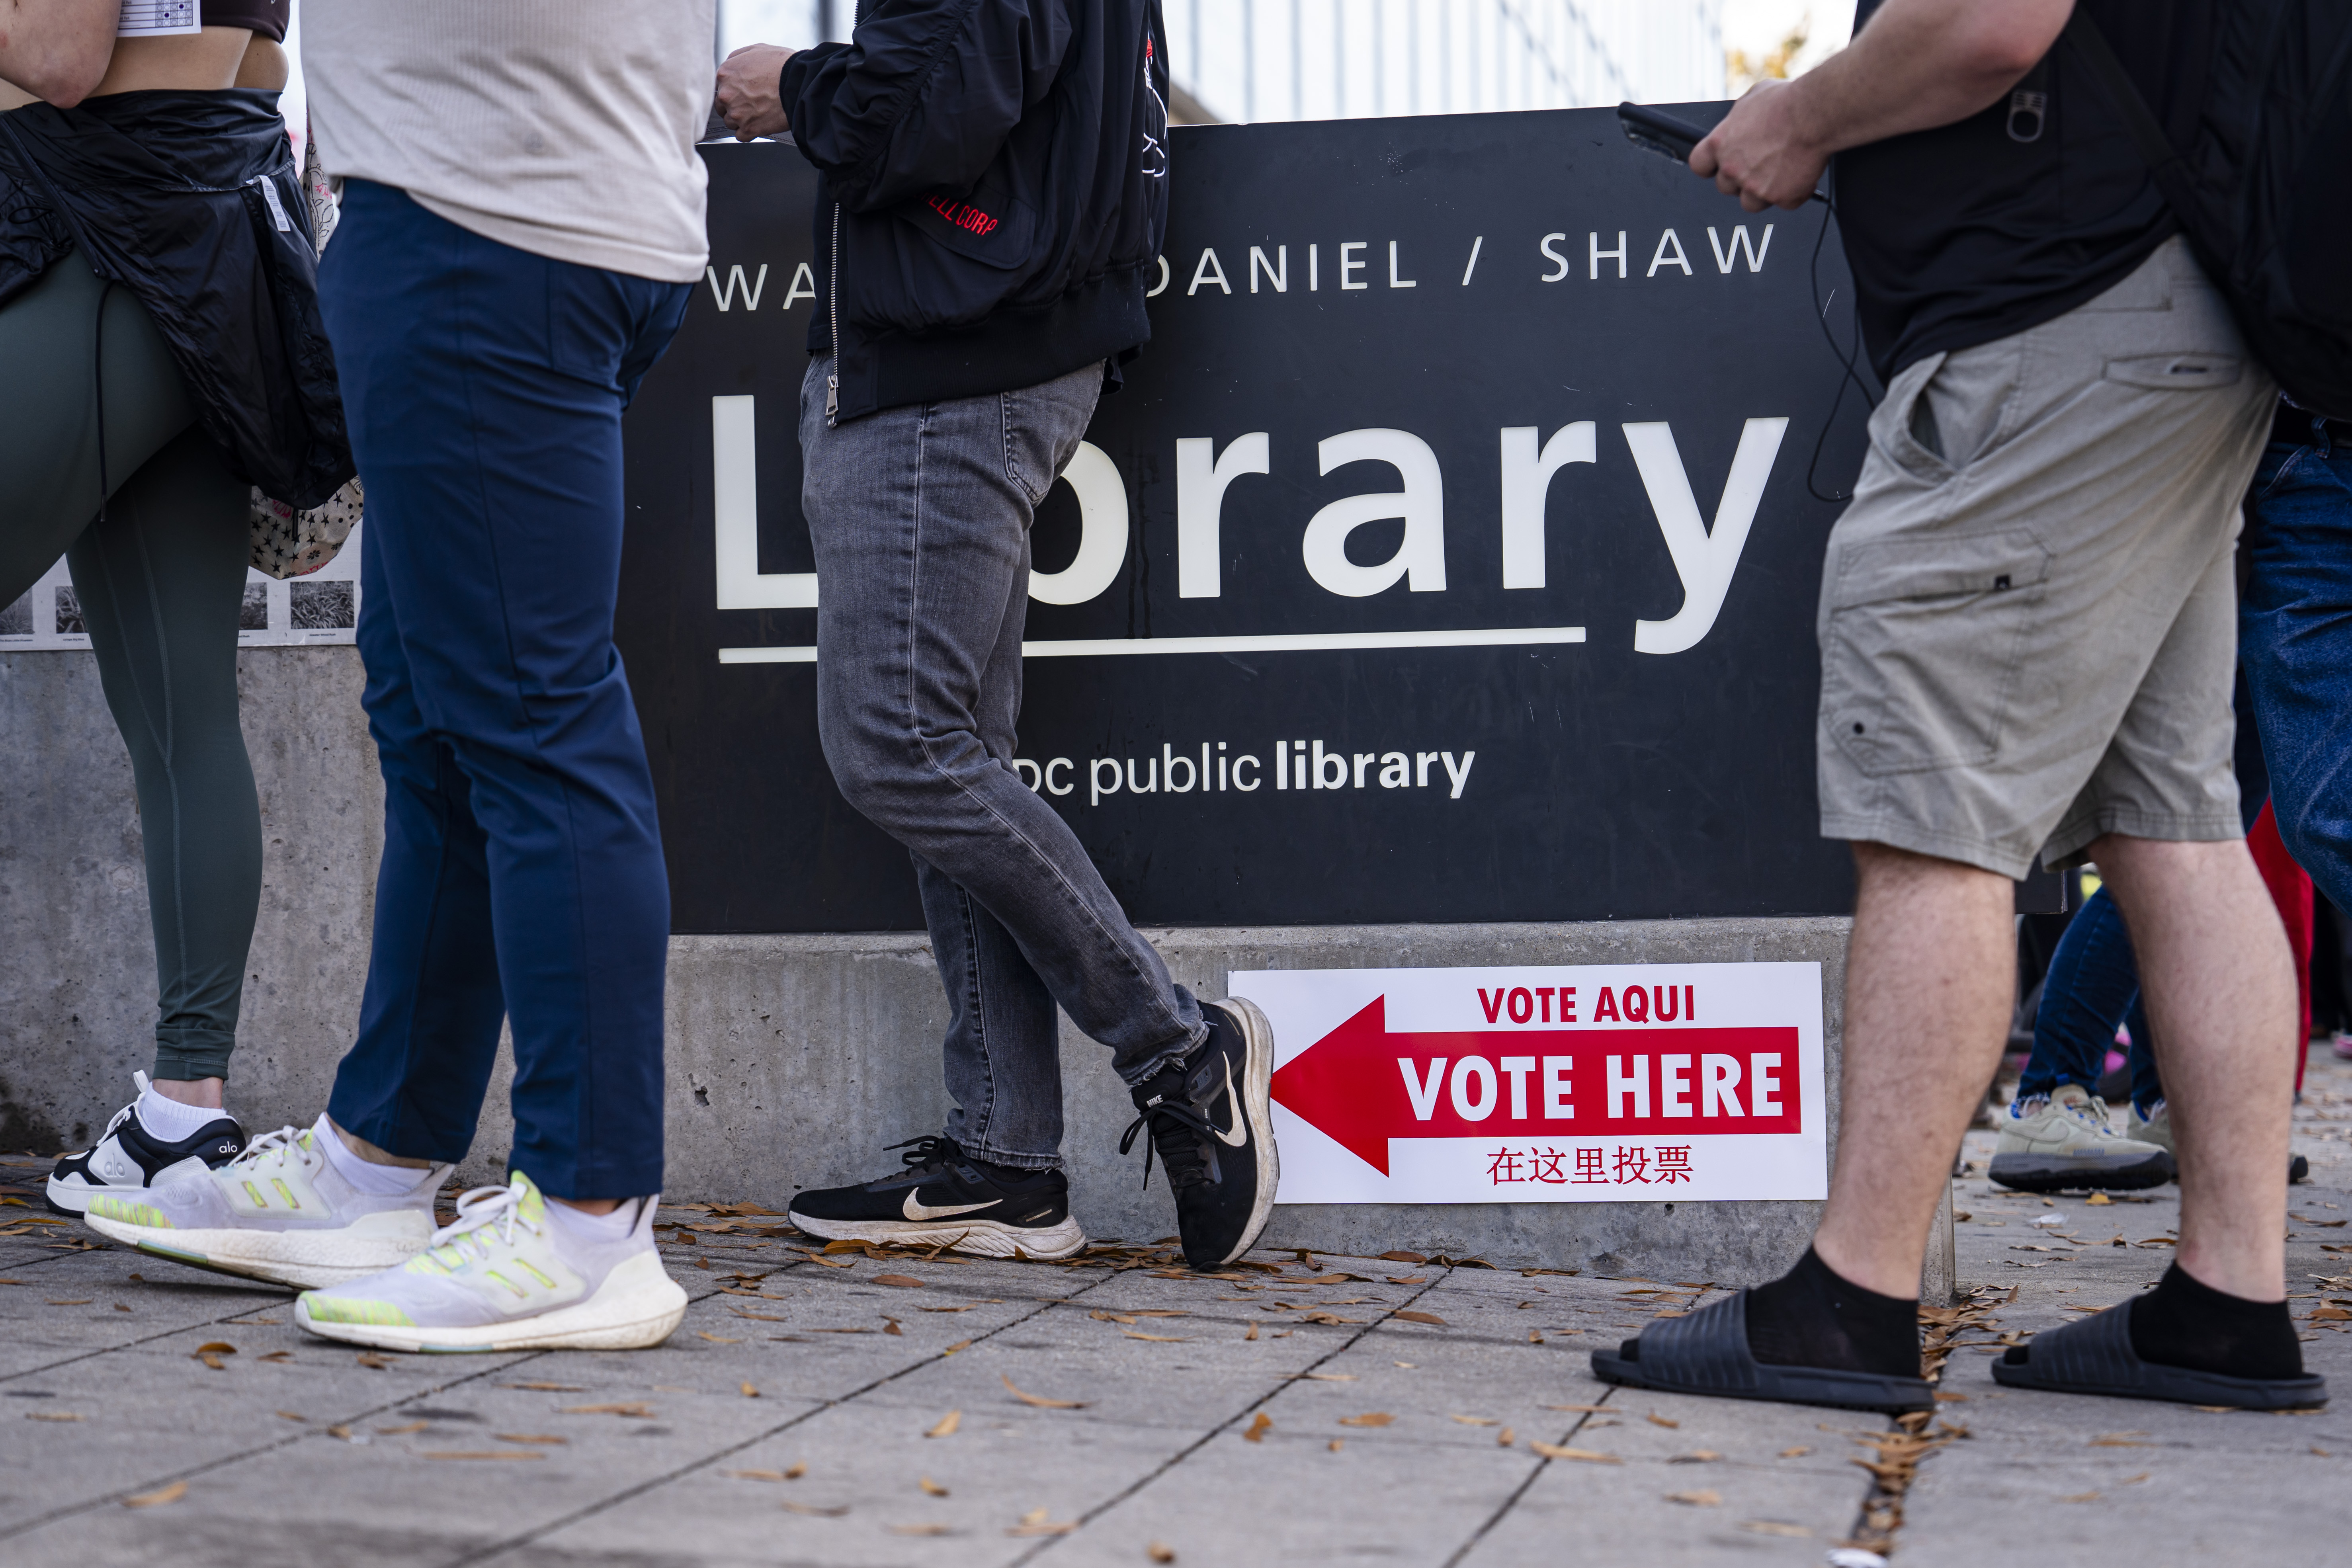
616,105,1872,933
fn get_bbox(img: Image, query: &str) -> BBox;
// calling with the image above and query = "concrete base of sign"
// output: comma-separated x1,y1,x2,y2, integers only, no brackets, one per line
1,648,1951,1297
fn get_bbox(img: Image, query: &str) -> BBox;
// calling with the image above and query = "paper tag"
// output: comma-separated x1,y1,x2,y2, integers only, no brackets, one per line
118,0,202,38
254,176,293,233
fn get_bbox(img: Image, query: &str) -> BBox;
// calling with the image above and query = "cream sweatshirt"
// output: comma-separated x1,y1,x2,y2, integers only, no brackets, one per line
302,0,715,282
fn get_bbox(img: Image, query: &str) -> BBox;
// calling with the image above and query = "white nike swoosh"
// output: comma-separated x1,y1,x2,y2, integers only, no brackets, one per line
903,1192,998,1222
1211,1055,1249,1148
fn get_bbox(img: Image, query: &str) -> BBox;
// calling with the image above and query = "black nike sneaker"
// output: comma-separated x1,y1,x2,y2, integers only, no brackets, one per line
1121,998,1280,1270
47,1072,246,1215
786,1136,1086,1259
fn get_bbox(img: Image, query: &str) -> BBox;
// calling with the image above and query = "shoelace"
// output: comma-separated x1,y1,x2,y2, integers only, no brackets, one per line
886,1135,962,1179
222,1125,311,1174
424,1177,540,1266
1118,1097,1217,1192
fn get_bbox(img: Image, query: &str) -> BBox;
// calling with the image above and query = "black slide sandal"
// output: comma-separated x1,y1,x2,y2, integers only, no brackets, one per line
1989,1301,2328,1410
1590,1291,1934,1414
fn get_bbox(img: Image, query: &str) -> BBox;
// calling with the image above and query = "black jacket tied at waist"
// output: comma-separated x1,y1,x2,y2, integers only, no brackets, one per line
0,89,353,510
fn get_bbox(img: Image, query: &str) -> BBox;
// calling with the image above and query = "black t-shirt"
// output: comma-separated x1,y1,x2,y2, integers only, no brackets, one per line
1834,0,2211,383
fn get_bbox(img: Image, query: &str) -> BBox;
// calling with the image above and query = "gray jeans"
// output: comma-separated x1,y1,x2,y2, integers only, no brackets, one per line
799,354,1206,1170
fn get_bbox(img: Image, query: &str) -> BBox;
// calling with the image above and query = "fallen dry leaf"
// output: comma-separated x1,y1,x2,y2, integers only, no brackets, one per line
927,1410,962,1439
781,1501,848,1517
1449,1414,1499,1427
1530,1443,1618,1463
276,1411,305,1423
726,1468,801,1482
560,1402,654,1418
942,1339,973,1355
502,1381,585,1392
25,1411,84,1422
2085,1193,2113,1206
1392,1310,1447,1326
891,1523,955,1537
1337,1412,1395,1427
883,1319,904,1337
1242,1412,1273,1443
1669,1451,1723,1463
122,1480,188,1509
1378,1250,1427,1263
48,1299,95,1306
873,1274,926,1289
1499,1427,1515,1446
2059,1491,2101,1504
1739,1520,1809,1538
1647,1413,1680,1429
1006,1519,1079,1537
1149,1543,1177,1564
424,1450,545,1461
1328,1437,1344,1452
1541,1404,1612,1413
1125,1330,1188,1342
920,1476,949,1497
356,1353,394,1369
1091,1310,1138,1324
496,1433,567,1445
1778,1446,1811,1459
2124,1471,2153,1482
1002,1373,1088,1410
377,1421,428,1436
1244,1323,1259,1341
1664,1489,1721,1506
695,1331,744,1344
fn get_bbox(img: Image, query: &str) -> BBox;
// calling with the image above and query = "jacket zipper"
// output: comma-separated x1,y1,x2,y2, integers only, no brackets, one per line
826,200,842,425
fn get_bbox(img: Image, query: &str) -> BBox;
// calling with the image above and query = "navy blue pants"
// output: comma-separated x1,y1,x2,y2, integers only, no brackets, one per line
318,182,688,1200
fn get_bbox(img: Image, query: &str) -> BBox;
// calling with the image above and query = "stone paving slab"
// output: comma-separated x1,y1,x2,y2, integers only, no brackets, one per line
9,1048,2352,1566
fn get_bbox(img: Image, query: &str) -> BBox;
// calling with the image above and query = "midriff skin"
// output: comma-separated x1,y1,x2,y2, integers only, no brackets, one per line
1,25,277,1109
0,27,278,112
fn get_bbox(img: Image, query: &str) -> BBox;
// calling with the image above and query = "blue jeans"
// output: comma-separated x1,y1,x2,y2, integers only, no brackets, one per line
2241,421,2352,913
2018,887,2162,1115
799,354,1205,1170
318,183,688,1200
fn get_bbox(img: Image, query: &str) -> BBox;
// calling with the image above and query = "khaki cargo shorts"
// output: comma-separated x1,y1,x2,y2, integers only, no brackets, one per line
1817,237,2278,879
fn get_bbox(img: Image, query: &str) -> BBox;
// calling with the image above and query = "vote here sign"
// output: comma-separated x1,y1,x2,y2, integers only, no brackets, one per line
1234,961,1827,1205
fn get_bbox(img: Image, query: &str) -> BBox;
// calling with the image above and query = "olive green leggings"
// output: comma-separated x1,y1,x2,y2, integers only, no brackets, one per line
1,256,260,1082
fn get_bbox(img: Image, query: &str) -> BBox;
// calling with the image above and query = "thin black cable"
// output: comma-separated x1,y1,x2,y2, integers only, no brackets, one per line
1803,186,1877,506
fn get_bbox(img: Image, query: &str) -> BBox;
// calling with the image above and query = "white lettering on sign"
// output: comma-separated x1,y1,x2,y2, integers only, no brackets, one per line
1235,961,1827,1205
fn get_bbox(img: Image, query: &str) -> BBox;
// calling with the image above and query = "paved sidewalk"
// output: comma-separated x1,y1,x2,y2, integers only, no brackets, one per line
4,1052,2349,1567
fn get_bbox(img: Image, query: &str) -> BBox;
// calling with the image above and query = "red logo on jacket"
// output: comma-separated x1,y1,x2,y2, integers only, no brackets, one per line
926,193,1000,237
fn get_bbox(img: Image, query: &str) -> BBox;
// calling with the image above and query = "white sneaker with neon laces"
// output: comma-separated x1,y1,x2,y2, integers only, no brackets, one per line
81,1120,449,1289
294,1171,686,1353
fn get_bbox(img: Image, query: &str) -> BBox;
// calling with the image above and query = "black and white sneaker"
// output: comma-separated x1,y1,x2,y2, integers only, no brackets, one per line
1120,998,1279,1270
786,1136,1086,1259
47,1072,246,1215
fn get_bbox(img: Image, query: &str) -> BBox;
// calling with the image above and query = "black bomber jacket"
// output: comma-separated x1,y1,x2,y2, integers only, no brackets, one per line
778,0,1171,423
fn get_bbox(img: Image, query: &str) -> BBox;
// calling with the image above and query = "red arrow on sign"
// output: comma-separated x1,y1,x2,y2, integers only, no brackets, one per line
1268,996,1801,1175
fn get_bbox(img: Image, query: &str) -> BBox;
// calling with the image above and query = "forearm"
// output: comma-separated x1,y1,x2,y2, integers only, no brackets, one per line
0,0,123,107
1782,0,2072,156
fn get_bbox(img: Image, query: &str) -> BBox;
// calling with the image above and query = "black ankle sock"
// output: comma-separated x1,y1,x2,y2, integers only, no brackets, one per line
1733,1247,1920,1377
2126,1263,2301,1381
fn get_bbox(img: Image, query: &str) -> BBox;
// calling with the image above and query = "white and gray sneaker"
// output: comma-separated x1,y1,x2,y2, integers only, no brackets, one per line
82,1119,450,1289
2129,1099,2309,1184
1989,1084,2174,1193
295,1171,687,1353
47,1072,246,1215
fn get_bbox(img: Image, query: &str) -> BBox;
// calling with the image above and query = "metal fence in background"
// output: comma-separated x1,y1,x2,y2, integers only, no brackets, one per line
716,0,1728,122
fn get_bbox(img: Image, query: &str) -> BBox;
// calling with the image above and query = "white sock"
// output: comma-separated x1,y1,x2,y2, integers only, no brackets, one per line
544,1195,641,1246
135,1073,223,1143
314,1116,432,1195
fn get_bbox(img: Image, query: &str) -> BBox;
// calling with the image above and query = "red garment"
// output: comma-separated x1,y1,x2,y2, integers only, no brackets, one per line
2248,800,2315,1093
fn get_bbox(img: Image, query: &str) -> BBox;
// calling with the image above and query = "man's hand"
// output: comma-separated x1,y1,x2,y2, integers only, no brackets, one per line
1687,0,2072,211
1690,80,1827,213
717,42,795,141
